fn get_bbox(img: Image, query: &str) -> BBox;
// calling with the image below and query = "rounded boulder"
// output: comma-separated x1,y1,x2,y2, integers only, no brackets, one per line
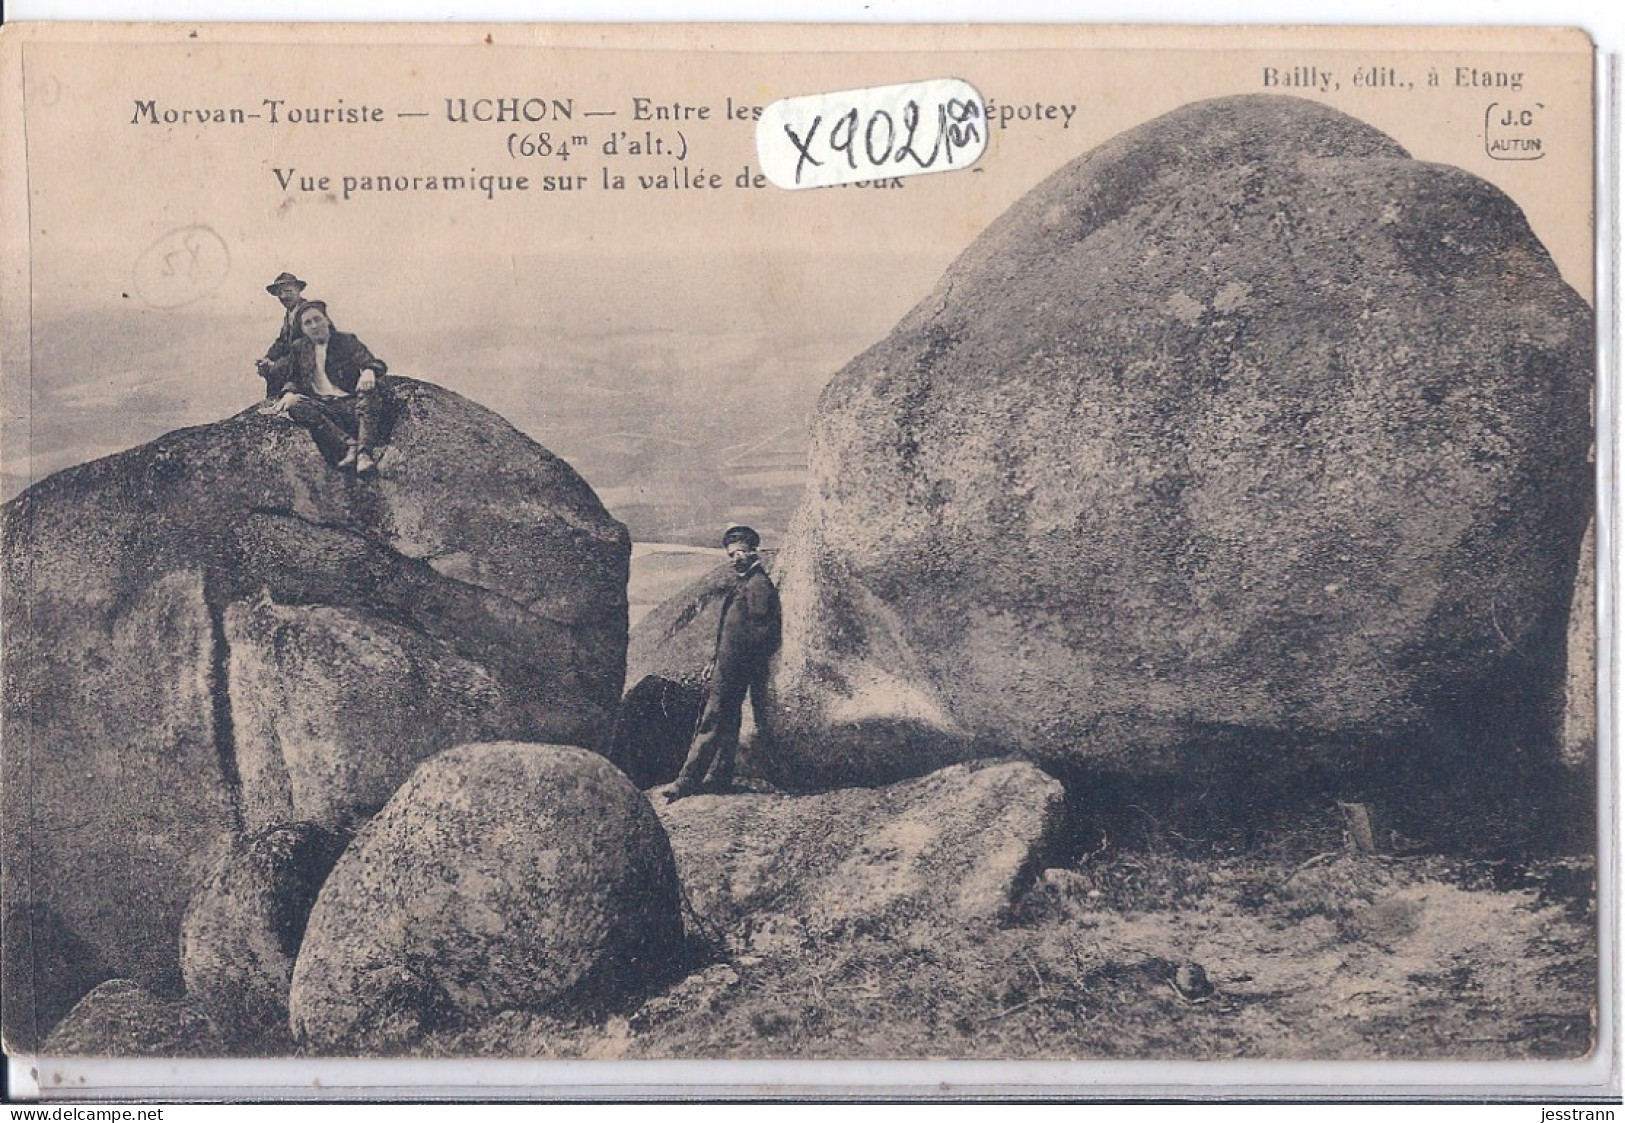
287,743,683,1053
43,979,224,1058
766,94,1593,791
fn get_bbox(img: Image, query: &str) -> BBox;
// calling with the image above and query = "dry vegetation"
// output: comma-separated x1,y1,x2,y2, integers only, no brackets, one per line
427,792,1597,1063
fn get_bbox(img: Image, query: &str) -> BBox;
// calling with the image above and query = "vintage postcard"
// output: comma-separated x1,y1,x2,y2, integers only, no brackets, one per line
0,21,1608,1096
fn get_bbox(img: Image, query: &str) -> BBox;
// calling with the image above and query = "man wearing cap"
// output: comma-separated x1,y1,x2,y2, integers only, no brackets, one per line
261,300,389,474
254,272,312,394
664,524,781,801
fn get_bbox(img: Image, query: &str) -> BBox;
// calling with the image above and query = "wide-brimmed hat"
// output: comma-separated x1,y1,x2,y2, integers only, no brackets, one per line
266,272,308,295
722,524,761,549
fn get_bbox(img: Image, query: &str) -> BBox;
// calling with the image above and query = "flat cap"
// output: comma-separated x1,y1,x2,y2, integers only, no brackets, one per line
722,524,761,549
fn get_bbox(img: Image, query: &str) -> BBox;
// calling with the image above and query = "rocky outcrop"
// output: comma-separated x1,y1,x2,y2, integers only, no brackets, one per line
288,744,682,1053
2,379,629,1048
767,95,1593,790
654,758,1065,951
180,822,349,1051
42,979,224,1057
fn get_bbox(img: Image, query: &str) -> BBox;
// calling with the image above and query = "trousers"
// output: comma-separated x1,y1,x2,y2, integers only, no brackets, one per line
285,391,383,465
675,662,769,789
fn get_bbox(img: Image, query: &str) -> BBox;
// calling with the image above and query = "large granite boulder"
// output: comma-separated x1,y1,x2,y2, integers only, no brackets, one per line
766,95,1593,791
2,379,629,1048
655,758,1065,951
180,822,350,1051
288,743,682,1054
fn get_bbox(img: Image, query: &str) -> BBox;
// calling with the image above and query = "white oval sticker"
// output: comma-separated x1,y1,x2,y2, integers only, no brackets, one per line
755,78,987,190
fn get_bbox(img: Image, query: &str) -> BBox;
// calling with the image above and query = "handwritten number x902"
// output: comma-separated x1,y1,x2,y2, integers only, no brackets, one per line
781,97,984,185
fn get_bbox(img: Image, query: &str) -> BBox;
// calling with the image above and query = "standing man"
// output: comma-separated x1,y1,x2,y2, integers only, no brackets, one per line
262,300,389,474
664,525,781,801
255,272,312,395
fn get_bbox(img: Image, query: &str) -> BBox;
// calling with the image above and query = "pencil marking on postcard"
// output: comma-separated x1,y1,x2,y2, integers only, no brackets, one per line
757,79,986,190
133,226,230,309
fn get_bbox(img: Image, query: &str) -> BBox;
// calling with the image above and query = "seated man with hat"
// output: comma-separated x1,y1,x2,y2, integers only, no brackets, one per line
261,300,389,474
664,524,782,801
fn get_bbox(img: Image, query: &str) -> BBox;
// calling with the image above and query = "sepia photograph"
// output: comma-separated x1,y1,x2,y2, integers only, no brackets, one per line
0,20,1607,1097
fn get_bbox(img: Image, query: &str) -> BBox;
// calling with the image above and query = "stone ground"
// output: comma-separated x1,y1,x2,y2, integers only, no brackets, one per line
427,841,1596,1062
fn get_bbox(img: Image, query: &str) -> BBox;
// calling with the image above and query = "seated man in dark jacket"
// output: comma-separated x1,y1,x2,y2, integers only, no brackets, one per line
664,524,782,801
262,300,388,474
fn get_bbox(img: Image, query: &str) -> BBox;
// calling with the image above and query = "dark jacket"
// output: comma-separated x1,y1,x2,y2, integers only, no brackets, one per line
257,304,308,394
266,331,387,398
262,304,305,366
713,564,780,680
